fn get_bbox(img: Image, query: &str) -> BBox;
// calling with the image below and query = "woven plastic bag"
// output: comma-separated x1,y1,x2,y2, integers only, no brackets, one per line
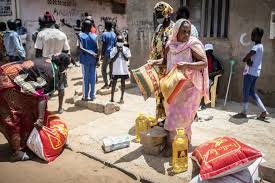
132,63,159,100
191,136,263,180
27,114,68,162
160,66,186,104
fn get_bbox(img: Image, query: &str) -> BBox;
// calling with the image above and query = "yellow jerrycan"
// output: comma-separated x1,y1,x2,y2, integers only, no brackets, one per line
172,128,188,173
135,113,150,143
147,115,157,127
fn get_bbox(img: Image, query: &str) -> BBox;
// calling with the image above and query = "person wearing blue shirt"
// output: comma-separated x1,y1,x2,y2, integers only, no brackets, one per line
15,19,27,46
101,20,116,89
4,20,25,62
79,19,98,101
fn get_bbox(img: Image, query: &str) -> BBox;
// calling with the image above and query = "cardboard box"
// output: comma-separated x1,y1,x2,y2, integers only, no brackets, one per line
143,143,166,156
140,126,168,146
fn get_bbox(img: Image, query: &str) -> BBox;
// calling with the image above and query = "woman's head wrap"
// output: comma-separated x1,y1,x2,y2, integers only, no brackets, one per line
154,2,174,18
169,19,191,43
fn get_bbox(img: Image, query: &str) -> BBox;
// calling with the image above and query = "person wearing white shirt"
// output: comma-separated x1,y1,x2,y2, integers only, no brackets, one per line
233,27,268,120
34,12,70,114
110,35,131,104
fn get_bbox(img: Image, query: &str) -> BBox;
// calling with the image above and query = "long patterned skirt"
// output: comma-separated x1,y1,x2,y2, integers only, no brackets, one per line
0,88,39,153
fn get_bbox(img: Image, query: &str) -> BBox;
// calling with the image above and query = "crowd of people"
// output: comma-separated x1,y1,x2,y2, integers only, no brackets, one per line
0,1,268,161
0,10,131,160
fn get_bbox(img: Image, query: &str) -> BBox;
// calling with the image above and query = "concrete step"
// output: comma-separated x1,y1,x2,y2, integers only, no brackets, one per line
75,99,120,115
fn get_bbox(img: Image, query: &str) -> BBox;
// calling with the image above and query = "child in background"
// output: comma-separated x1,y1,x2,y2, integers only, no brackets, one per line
110,35,131,104
79,19,98,101
233,27,268,120
101,20,116,89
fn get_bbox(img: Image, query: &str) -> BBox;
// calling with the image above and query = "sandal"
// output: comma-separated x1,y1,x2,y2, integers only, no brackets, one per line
11,151,32,162
257,112,267,121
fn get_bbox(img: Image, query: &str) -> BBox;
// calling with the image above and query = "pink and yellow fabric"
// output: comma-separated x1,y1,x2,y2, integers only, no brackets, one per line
163,19,210,140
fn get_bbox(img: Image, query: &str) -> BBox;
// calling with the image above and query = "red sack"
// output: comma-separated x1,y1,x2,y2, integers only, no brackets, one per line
191,136,262,180
27,114,68,162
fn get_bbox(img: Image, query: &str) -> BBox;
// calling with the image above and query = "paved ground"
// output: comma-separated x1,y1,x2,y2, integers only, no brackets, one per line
66,67,275,182
0,66,274,183
0,66,136,183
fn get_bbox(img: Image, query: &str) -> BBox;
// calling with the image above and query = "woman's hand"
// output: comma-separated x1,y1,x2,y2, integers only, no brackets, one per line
177,63,189,70
148,59,163,65
34,118,44,128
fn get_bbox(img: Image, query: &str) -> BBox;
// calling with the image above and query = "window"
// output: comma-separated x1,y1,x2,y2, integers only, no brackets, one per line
200,0,230,38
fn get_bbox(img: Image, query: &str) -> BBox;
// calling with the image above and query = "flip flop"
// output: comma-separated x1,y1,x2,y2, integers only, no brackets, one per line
257,115,266,121
11,151,32,162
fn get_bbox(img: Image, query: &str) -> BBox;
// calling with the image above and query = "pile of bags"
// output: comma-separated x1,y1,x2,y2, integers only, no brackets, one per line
27,113,68,162
191,136,263,182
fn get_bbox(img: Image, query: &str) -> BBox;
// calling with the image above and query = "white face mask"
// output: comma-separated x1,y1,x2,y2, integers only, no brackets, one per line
157,18,164,24
117,42,124,47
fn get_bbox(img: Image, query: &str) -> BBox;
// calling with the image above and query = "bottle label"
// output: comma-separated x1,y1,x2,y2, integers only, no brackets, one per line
178,150,187,158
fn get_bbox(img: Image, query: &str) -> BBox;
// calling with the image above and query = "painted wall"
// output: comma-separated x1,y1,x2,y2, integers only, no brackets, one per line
203,0,275,107
127,0,181,70
0,0,18,22
227,0,275,107
17,0,127,58
127,0,275,106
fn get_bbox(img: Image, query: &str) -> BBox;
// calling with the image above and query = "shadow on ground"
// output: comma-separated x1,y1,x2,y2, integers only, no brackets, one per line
65,106,87,113
0,143,46,164
114,146,169,174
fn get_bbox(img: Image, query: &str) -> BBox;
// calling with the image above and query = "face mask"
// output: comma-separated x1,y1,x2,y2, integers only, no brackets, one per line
157,18,165,24
117,42,124,47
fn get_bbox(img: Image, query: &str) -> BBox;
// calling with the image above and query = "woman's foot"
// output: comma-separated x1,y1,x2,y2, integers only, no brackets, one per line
257,111,267,121
233,112,247,119
11,151,33,161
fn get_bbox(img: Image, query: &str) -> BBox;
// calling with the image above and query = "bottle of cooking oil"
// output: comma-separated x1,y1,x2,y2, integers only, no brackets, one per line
147,115,157,127
135,113,149,143
172,128,188,174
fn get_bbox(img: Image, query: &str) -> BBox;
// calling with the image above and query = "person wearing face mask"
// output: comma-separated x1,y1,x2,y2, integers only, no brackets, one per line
150,19,209,156
149,2,174,124
110,35,131,104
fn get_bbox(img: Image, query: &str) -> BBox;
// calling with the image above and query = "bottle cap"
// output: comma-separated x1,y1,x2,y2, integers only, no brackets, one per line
176,128,185,136
138,112,144,116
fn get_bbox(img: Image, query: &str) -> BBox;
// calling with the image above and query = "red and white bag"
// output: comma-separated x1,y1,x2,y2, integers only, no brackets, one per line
191,136,263,180
27,114,68,162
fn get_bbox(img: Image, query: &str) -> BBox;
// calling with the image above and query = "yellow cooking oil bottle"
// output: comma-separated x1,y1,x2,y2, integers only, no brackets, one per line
147,115,157,127
172,128,188,173
135,113,150,143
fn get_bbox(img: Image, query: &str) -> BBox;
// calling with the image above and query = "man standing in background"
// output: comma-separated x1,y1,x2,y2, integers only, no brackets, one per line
4,20,26,62
35,11,70,114
101,20,116,89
